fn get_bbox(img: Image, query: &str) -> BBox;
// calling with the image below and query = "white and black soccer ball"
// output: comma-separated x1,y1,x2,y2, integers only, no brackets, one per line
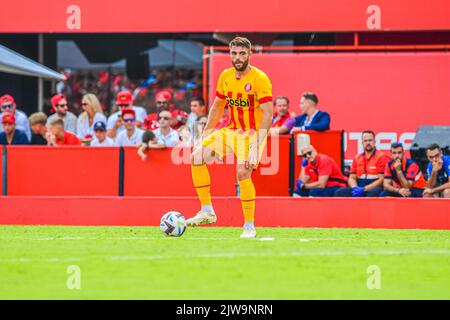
160,211,186,237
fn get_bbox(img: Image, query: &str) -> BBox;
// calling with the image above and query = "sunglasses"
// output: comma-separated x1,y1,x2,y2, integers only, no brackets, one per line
81,103,89,106
158,116,171,121
123,118,135,123
57,104,68,108
197,122,207,126
302,151,313,159
1,104,13,110
156,101,169,105
117,104,129,108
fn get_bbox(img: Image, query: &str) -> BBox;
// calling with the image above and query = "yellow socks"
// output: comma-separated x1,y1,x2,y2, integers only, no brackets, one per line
191,164,212,208
238,178,256,223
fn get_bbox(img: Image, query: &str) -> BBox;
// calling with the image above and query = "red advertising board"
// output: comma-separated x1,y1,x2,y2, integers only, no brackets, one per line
209,52,450,161
1,0,450,33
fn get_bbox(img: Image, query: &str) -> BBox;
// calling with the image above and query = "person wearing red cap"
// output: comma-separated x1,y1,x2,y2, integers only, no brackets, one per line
114,108,144,147
47,94,77,135
142,90,186,131
0,94,31,141
0,113,30,145
106,91,147,140
47,119,80,146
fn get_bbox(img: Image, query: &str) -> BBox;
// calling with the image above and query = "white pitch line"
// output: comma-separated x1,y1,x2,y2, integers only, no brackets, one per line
1,249,450,263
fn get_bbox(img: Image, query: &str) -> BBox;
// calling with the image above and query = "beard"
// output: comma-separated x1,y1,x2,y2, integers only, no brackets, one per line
364,145,374,152
232,58,249,72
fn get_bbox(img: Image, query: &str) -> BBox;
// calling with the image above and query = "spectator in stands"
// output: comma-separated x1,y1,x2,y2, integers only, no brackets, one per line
186,97,207,131
170,109,189,130
422,143,450,198
0,94,32,140
381,142,426,197
293,145,347,197
178,125,193,147
335,130,390,197
291,92,330,132
47,119,80,146
47,94,77,134
0,113,29,145
91,121,115,147
269,96,295,135
137,130,163,161
29,112,49,145
115,108,144,147
142,90,182,131
77,93,107,144
107,91,147,139
152,110,180,148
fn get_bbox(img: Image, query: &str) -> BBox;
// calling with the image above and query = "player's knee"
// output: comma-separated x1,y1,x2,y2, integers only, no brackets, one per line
236,167,252,181
443,189,450,198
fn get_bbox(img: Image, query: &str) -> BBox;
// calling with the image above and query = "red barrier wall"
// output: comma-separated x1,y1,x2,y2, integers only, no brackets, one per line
6,146,119,196
2,1,450,32
0,146,3,196
0,196,448,230
209,52,450,161
293,130,344,181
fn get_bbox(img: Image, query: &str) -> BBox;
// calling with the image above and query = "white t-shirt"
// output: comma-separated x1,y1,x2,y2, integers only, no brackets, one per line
90,137,115,147
77,112,107,139
153,128,180,147
115,127,144,147
107,106,147,136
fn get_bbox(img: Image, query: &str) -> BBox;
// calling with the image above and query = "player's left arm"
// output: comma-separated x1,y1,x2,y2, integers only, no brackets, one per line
247,101,272,168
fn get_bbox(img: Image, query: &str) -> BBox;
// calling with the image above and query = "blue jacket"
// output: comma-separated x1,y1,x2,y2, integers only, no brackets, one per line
0,129,30,145
294,110,331,131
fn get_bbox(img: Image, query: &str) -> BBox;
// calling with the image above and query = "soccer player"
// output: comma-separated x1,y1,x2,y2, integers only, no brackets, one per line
186,37,273,238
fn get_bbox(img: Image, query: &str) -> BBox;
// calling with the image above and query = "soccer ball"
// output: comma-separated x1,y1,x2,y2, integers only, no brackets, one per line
160,211,186,237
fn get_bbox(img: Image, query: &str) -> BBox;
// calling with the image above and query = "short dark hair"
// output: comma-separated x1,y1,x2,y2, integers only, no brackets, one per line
426,143,441,152
391,142,404,150
229,37,252,50
190,97,204,106
361,130,376,139
274,96,289,106
142,130,156,144
302,92,318,105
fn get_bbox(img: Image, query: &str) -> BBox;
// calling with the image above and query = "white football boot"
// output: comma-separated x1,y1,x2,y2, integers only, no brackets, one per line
240,226,257,239
186,210,217,227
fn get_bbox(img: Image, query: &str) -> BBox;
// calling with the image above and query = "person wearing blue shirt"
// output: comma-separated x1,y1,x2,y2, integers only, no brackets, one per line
291,92,330,132
423,143,450,198
0,113,30,145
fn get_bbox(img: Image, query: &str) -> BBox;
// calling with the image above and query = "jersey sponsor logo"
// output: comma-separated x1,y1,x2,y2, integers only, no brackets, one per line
245,83,252,92
226,96,250,107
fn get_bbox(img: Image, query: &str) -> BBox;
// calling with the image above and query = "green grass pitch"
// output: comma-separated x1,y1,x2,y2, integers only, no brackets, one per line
0,226,449,299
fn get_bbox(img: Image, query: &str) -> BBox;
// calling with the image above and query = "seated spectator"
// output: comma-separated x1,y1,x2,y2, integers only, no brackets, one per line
0,113,29,145
143,90,185,131
193,115,208,145
47,119,80,146
269,96,295,135
381,142,426,197
77,93,107,144
115,108,144,147
137,130,163,161
335,130,390,197
170,109,189,130
91,121,114,147
178,125,192,147
47,94,77,134
152,111,180,148
107,91,147,139
186,97,207,131
291,92,330,132
422,143,450,198
29,112,49,145
0,94,32,140
293,145,347,197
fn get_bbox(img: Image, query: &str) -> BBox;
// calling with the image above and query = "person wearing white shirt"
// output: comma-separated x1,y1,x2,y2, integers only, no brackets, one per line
115,108,144,147
153,110,180,148
77,93,107,144
91,121,115,147
186,97,207,132
107,91,146,139
0,94,32,140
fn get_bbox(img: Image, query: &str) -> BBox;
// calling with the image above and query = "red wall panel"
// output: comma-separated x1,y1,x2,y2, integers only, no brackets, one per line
6,146,119,196
0,146,3,196
2,1,450,32
210,52,450,160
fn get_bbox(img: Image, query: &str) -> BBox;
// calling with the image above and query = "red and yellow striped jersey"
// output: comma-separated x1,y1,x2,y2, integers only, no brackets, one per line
215,66,272,131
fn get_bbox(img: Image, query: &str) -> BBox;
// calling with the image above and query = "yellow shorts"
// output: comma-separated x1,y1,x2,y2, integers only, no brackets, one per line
201,127,267,163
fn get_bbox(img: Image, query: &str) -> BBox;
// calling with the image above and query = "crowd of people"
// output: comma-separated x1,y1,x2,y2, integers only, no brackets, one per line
0,89,448,199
